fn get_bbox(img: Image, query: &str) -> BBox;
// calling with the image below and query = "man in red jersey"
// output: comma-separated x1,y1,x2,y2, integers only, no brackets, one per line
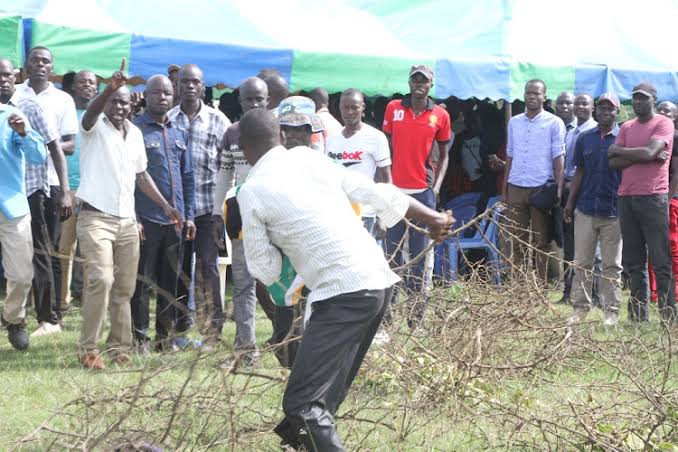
382,64,451,328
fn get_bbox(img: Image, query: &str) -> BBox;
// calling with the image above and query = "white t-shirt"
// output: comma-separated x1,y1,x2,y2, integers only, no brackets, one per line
325,123,392,217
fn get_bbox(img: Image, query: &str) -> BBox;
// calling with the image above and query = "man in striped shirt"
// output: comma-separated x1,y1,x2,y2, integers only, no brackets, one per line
236,108,453,451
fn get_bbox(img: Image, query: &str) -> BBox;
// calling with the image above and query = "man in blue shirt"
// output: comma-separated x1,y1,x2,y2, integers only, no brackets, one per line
131,74,196,352
503,79,566,281
0,104,46,350
564,93,623,325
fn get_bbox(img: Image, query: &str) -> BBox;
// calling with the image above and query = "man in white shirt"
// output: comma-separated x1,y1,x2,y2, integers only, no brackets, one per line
236,108,453,451
77,60,182,370
309,87,343,138
326,88,392,235
9,47,75,335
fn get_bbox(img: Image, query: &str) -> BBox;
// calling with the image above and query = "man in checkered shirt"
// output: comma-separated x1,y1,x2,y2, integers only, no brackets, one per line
168,64,231,342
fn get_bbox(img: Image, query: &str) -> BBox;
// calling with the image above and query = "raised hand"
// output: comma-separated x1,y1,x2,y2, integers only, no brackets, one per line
109,58,128,91
8,114,27,136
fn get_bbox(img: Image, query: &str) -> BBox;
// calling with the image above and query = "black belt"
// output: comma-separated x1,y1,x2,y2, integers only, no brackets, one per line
80,202,102,213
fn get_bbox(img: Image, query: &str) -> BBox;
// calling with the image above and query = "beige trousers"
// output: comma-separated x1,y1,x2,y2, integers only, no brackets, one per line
0,212,34,324
77,210,139,356
504,184,551,281
58,190,78,306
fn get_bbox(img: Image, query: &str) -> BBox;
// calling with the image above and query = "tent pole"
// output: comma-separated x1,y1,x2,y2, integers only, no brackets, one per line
504,100,512,130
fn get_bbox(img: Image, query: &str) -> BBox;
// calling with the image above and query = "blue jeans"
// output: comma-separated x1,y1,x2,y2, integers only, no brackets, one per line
384,189,435,296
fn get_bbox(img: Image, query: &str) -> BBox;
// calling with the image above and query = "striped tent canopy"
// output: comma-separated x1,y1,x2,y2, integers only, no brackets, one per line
2,0,678,101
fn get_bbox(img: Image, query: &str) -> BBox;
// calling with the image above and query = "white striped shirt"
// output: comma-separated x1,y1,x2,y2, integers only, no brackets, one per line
238,145,407,303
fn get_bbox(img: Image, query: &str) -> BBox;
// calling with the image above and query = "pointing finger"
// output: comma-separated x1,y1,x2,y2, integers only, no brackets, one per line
120,57,126,73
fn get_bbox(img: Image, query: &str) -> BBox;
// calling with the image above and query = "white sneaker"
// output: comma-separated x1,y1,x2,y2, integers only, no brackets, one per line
372,328,391,346
30,322,62,337
603,311,619,326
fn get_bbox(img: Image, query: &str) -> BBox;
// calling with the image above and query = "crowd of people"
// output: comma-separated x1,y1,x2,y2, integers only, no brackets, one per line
0,44,676,451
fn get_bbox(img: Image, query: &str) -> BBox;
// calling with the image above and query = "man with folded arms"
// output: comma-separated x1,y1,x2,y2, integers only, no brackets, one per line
608,82,676,322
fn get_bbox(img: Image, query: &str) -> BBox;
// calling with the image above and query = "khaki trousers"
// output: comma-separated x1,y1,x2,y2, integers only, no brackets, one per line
505,184,551,281
58,190,78,306
77,210,139,356
0,212,34,324
571,210,622,312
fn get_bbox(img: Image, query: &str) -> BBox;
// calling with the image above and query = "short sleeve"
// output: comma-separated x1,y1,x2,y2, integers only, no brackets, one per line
373,128,392,167
60,95,79,135
615,123,627,146
435,108,452,143
133,129,148,173
382,101,395,134
652,116,675,151
572,133,586,169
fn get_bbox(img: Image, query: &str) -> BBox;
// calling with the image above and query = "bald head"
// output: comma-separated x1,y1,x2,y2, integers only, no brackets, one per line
145,74,173,117
658,101,678,124
308,87,329,111
239,108,281,165
261,74,289,109
177,64,204,103
0,58,16,103
239,77,269,113
104,85,132,129
555,91,575,123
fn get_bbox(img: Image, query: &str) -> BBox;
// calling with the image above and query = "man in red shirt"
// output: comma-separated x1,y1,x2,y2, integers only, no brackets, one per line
382,65,452,328
608,82,676,322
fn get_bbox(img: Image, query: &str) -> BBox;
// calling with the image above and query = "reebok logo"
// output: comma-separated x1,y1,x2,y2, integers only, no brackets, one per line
327,150,364,161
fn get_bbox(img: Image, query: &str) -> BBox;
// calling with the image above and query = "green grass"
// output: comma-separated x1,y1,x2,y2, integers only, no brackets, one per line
1,286,677,451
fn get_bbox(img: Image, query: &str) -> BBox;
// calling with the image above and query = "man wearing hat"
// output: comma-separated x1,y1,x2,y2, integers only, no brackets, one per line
382,64,451,328
608,82,676,322
278,95,326,151
564,93,623,325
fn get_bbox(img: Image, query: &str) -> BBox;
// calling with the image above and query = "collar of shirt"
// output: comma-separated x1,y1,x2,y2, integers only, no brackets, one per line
565,118,576,130
171,100,209,123
12,81,57,100
401,95,435,111
597,124,620,138
137,111,173,129
247,145,287,180
576,117,596,132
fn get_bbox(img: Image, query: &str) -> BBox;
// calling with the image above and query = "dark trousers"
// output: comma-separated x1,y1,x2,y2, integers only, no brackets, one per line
177,214,223,335
272,302,305,368
619,195,676,321
131,220,183,342
562,187,575,298
27,190,60,324
384,189,435,326
276,287,390,452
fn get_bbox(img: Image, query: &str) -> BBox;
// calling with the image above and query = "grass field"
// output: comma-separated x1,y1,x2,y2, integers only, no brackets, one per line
1,282,677,451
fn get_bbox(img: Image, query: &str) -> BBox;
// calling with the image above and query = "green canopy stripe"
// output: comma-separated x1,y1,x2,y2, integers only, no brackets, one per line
0,15,23,67
510,62,575,101
291,51,435,97
30,20,131,77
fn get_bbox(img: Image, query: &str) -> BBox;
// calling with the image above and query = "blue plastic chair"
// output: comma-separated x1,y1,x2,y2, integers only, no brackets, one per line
446,196,504,283
433,192,482,280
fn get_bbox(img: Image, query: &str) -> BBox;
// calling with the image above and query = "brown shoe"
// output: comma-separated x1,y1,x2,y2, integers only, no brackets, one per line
111,353,131,366
80,352,105,370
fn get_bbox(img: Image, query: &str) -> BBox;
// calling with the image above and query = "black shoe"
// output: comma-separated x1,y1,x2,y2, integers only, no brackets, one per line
7,322,29,350
555,295,571,305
